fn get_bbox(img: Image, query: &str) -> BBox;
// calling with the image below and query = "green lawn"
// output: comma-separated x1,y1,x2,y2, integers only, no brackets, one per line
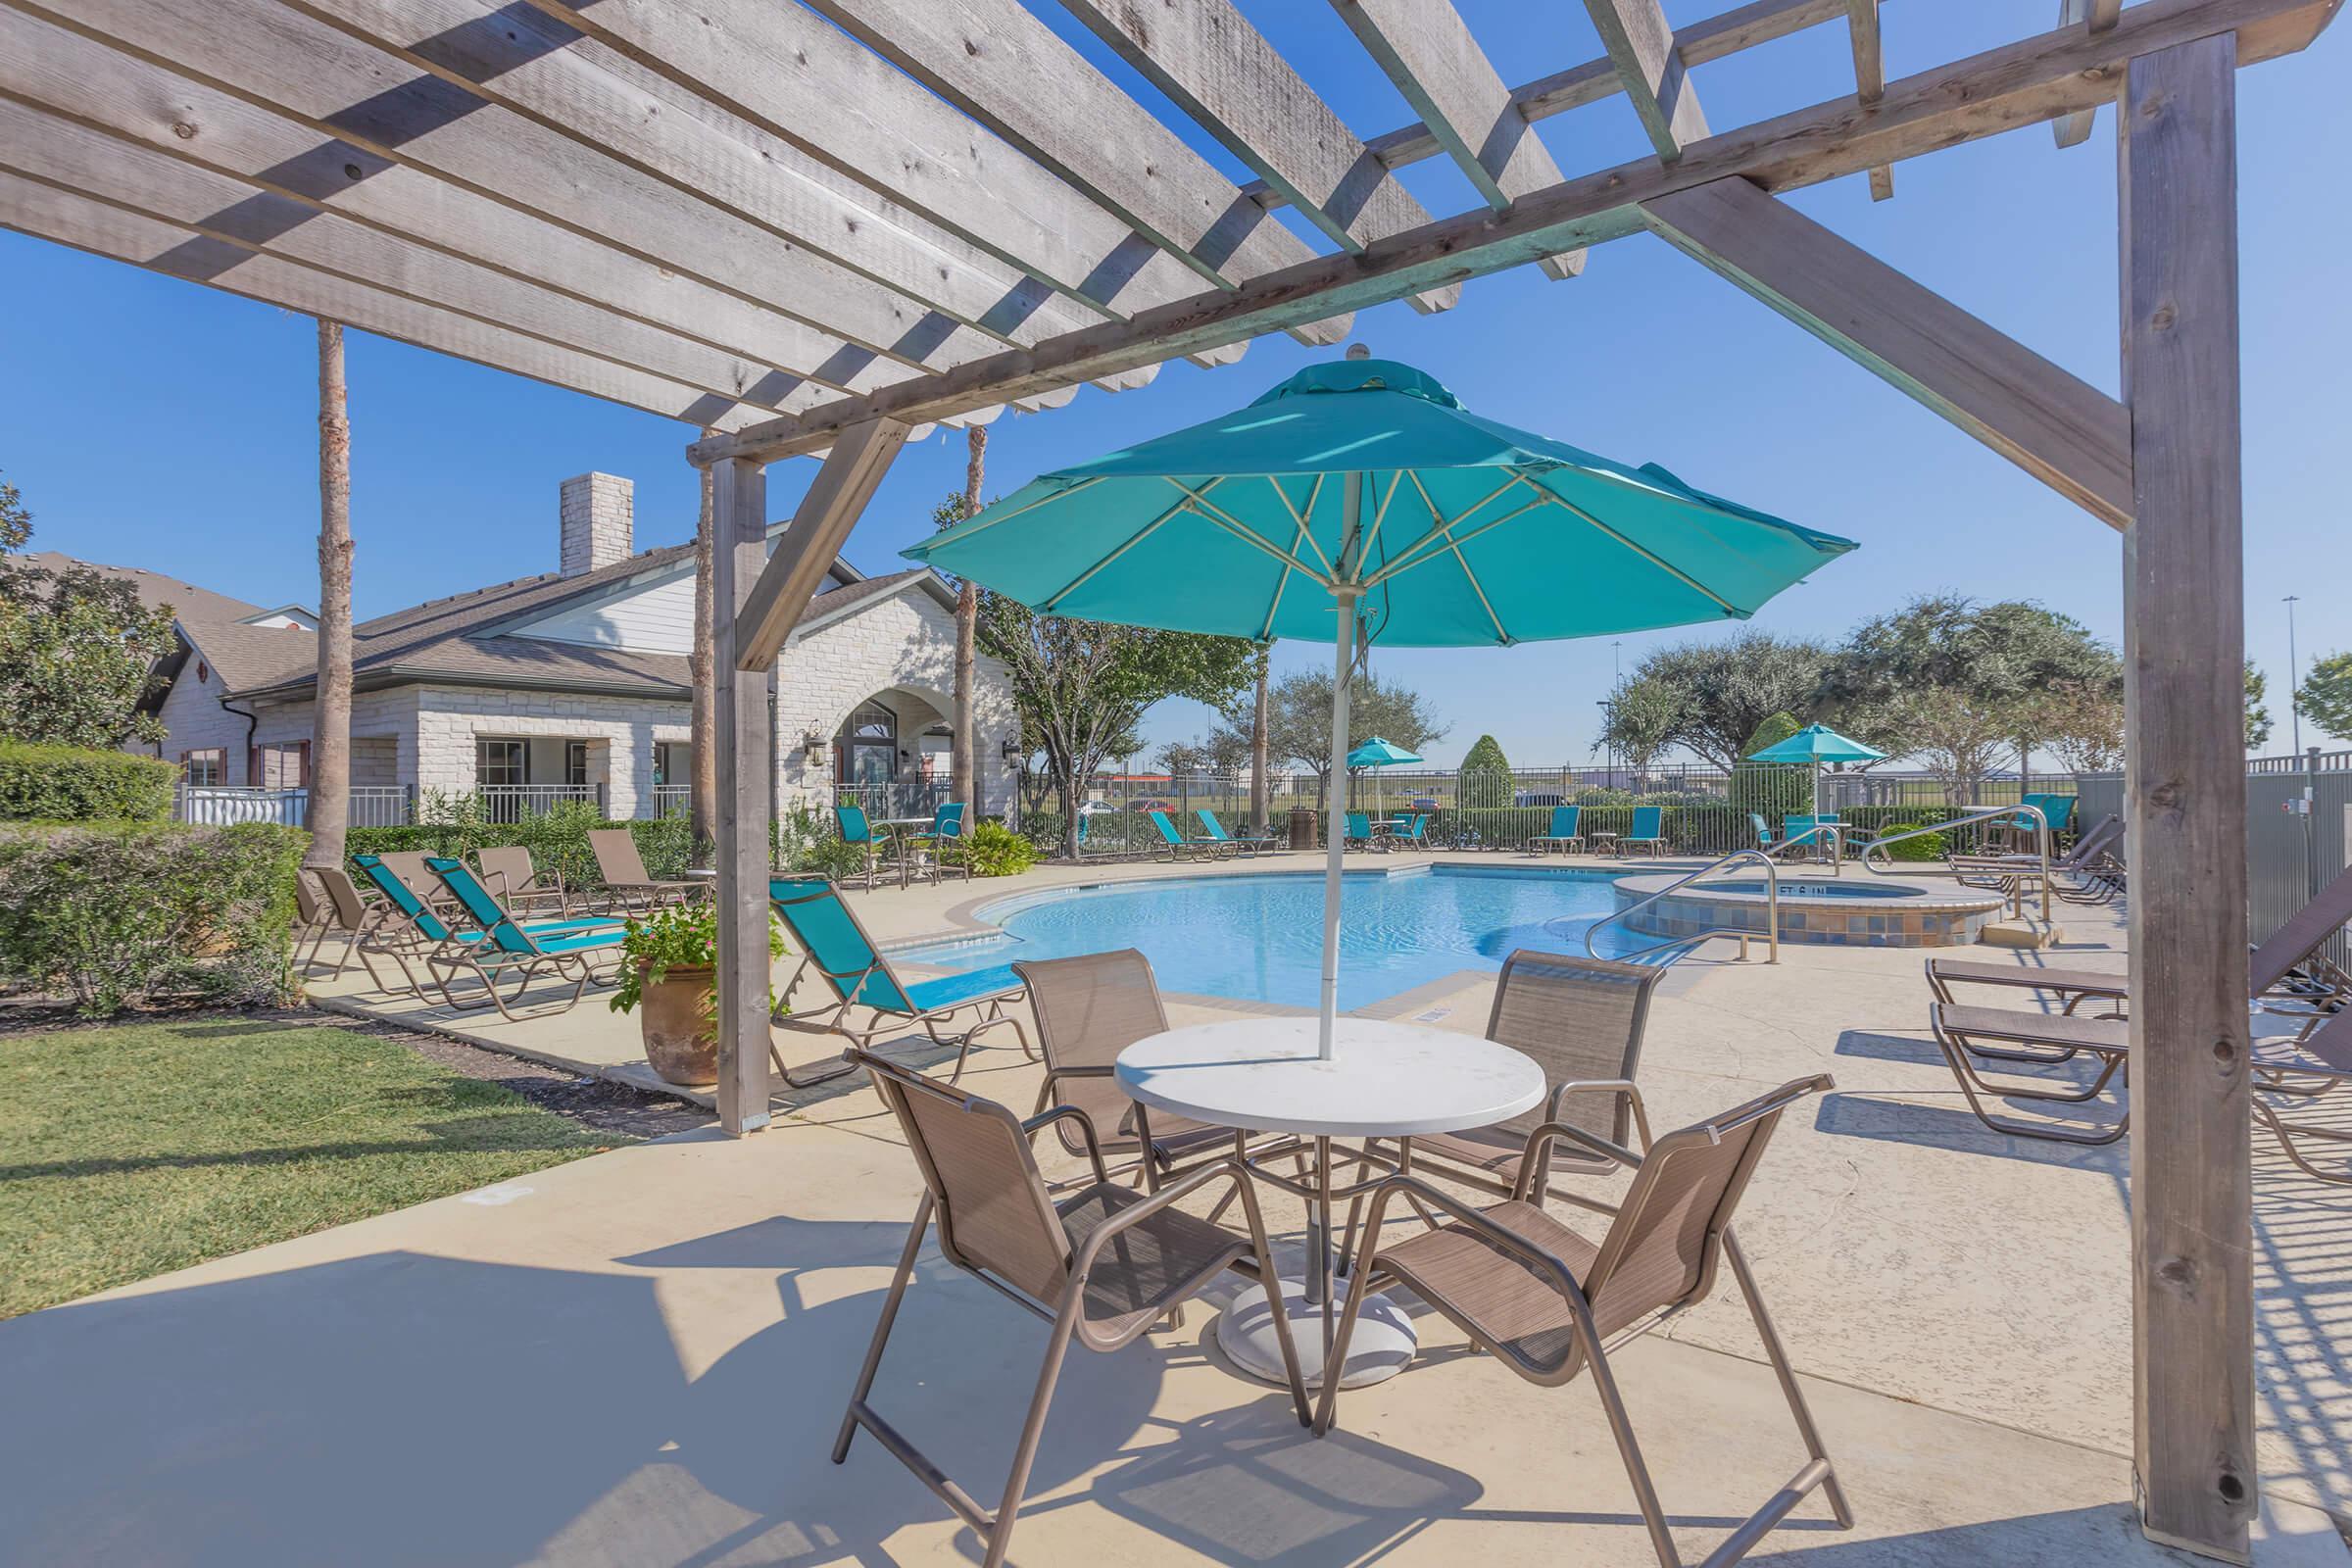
0,1016,619,1317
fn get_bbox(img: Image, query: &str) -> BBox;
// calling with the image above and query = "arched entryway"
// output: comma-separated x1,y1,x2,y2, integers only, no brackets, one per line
828,687,952,820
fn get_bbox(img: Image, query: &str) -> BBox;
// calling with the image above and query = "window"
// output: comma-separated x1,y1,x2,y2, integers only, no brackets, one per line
564,740,591,788
837,701,898,786
181,749,225,787
476,737,525,788
254,742,308,790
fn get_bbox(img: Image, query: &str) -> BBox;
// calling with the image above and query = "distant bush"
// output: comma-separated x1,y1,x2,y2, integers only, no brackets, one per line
1876,823,1947,861
343,805,835,895
0,821,308,1014
0,742,176,824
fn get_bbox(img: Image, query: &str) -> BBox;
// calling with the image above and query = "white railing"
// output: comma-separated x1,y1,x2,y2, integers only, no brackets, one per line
476,784,603,824
644,785,691,819
176,785,308,826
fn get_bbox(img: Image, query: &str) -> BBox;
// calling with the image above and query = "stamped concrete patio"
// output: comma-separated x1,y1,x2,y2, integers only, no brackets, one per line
9,852,2349,1565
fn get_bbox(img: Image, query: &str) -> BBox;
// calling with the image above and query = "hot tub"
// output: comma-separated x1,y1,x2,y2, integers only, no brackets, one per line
1610,869,2006,949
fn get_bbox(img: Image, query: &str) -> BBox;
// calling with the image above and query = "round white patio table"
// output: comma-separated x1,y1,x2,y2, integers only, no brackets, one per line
1116,1016,1544,1391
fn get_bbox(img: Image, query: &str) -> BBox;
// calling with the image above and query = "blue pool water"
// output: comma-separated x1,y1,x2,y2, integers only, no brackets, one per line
894,865,1646,1011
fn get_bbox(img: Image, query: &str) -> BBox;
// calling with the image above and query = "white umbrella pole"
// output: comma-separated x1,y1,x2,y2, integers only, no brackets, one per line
1319,587,1357,1059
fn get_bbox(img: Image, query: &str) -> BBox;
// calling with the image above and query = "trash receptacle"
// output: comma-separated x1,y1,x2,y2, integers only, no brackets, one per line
1288,807,1319,852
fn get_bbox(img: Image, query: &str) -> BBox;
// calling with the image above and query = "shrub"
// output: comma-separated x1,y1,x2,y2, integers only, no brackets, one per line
961,820,1038,877
801,835,872,882
0,742,176,823
1875,822,1948,861
607,900,785,1016
0,821,308,1014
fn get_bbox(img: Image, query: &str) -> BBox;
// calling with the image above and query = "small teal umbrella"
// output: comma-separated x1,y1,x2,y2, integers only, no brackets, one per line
1346,736,1423,817
1745,723,1888,818
909,356,1858,1054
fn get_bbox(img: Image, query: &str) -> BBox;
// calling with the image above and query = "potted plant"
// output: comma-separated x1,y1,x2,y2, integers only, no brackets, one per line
607,902,785,1087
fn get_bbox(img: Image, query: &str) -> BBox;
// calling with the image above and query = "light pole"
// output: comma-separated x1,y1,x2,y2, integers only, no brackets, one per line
2284,594,2302,754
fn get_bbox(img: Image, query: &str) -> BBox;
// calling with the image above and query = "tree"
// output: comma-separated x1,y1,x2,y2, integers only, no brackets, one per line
2299,652,2352,743
689,436,716,858
2043,680,2126,773
1818,596,2118,805
306,321,356,872
1459,733,1512,804
1601,631,1832,770
1220,666,1448,812
2243,661,2273,753
1248,646,1271,832
976,590,1255,859
1595,676,1680,788
953,427,985,812
0,472,176,747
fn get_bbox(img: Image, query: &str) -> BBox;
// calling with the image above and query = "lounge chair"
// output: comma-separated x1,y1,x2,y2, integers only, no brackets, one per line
1145,808,1221,860
421,855,630,1020
349,853,614,1000
1314,1075,1852,1566
901,801,970,886
588,827,702,913
301,865,381,978
765,875,1033,1089
1530,805,1586,856
834,1053,1307,1568
469,844,572,919
291,869,333,970
1948,812,2120,900
1365,951,1661,1210
1014,950,1260,1190
1196,808,1278,857
1616,805,1667,858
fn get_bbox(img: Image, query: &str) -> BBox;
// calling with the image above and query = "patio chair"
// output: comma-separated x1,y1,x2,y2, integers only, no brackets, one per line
290,869,334,970
901,801,970,886
1617,805,1667,858
765,875,1034,1089
1747,812,1783,856
1391,812,1431,849
832,804,889,889
421,855,631,1020
350,854,616,1000
588,827,702,914
1530,805,1585,856
1014,950,1261,1191
1314,1075,1852,1567
834,1053,1308,1568
1344,811,1376,850
1195,808,1277,857
469,844,572,919
1782,814,1839,863
1145,808,1221,860
301,865,382,979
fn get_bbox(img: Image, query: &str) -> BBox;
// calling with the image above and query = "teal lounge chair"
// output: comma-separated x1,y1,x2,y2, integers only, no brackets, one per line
351,853,614,1000
1618,805,1667,858
1531,805,1585,856
903,801,970,886
1147,808,1223,860
420,855,630,1020
767,876,1034,1089
1197,808,1277,857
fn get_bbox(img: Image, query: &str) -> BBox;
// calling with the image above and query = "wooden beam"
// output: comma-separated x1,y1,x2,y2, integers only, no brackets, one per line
24,0,1026,375
800,0,1351,345
1331,0,1587,279
517,0,1241,364
1584,0,1711,159
1642,176,2132,526
710,455,771,1137
1052,0,1461,314
0,4,913,401
2121,32,2254,1563
2055,0,2128,148
0,170,765,428
0,96,837,414
1845,0,1895,199
734,419,910,668
694,0,2336,466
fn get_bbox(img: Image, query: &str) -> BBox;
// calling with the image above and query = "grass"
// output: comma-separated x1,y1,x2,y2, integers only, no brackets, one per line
0,1014,619,1317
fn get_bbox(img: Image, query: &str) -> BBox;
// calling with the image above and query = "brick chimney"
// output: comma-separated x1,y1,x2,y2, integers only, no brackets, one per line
559,471,633,577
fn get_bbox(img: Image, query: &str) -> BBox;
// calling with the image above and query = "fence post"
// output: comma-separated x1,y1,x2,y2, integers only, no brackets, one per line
2307,746,2325,902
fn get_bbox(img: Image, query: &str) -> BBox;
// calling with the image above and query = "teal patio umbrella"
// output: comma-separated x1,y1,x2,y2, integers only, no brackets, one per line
1345,736,1424,818
907,356,1858,1056
1745,722,1888,817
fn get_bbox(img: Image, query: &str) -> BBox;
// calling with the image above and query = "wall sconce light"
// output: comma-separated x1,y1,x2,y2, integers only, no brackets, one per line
1001,738,1022,764
801,730,825,762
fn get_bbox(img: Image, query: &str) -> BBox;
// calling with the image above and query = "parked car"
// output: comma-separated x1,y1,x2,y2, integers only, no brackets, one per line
1515,790,1565,808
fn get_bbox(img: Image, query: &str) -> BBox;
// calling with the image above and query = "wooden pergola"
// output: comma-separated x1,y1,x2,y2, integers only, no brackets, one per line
6,0,2335,1555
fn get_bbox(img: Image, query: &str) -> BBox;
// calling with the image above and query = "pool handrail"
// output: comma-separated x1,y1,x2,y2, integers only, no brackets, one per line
1857,804,2052,921
1585,848,1782,965
1756,820,1848,875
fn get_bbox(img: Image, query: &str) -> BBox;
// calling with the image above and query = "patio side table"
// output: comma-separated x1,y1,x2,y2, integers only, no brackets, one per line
1116,1017,1543,1392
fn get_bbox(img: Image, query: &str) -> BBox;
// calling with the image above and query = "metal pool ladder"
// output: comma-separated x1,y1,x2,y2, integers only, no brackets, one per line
1586,849,1783,965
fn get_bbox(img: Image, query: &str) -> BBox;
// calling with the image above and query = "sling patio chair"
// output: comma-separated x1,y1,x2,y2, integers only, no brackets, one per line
1195,808,1278,857
1358,952,1663,1218
1343,810,1377,850
350,854,616,1001
834,1052,1308,1568
587,827,703,914
1947,812,2121,900
1313,1075,1851,1566
1782,814,1841,863
421,855,631,1020
901,801,970,886
1390,811,1431,849
765,876,1034,1089
301,865,383,979
1530,805,1586,856
469,844,573,919
291,869,335,971
831,804,892,890
1145,808,1224,860
1616,805,1668,858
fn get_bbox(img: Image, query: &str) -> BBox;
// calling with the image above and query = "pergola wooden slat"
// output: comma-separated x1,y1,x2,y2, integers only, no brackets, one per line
3,0,2334,1557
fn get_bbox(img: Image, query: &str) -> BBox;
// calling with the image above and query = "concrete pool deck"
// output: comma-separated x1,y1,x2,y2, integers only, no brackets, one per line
141,847,2352,1562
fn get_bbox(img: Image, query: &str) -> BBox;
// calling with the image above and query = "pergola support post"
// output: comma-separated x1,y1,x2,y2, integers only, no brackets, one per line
2120,31,2254,1563
710,454,773,1136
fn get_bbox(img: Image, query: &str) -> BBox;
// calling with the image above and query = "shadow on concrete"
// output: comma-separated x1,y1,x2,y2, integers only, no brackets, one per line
1813,1091,2127,1172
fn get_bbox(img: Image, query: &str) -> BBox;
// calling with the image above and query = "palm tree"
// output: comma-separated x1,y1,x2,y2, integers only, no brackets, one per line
307,319,354,872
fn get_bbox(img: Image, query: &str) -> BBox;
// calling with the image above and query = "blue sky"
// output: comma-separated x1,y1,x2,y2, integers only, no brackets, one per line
4,1,2346,765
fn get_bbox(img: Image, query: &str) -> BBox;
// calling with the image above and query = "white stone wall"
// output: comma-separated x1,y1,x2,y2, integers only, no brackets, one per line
408,685,689,816
147,659,252,780
559,471,633,577
250,687,420,793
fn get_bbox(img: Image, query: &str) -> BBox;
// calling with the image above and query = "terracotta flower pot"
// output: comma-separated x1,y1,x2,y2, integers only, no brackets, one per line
637,962,719,1087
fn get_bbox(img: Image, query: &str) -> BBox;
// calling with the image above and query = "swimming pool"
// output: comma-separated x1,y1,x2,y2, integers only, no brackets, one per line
893,865,1645,1011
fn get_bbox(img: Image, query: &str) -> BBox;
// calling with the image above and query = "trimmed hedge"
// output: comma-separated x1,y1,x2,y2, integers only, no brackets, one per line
0,821,309,1014
344,803,835,894
0,742,176,824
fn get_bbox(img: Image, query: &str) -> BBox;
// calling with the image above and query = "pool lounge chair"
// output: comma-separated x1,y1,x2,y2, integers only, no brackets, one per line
350,854,614,1001
1616,805,1667,858
1196,808,1278,857
470,844,572,919
834,1053,1306,1568
588,828,702,913
291,869,335,971
301,865,382,978
765,876,1034,1089
1949,812,2122,903
1314,1075,1851,1566
1527,805,1586,856
1146,808,1223,860
421,855,631,1020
